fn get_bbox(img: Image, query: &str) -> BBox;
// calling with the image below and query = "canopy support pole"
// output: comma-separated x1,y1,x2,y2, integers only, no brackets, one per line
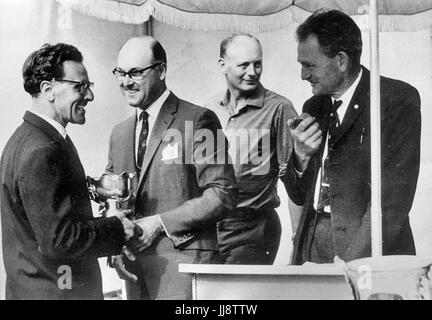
369,0,383,257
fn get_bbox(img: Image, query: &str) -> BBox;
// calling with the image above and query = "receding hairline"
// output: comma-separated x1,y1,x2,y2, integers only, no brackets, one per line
221,34,262,58
119,36,155,54
230,34,259,44
118,36,167,65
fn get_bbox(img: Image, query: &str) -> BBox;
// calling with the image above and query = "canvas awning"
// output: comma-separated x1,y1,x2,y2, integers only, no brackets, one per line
59,0,432,32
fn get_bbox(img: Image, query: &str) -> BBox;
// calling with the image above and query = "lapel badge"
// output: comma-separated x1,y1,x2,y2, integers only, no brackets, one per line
354,104,359,110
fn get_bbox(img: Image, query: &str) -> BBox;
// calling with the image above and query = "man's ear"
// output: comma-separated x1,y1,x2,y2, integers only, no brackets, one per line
218,57,227,74
337,51,350,73
158,63,167,81
40,80,55,102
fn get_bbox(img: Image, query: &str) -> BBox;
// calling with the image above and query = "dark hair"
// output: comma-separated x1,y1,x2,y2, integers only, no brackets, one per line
219,33,262,58
151,38,167,64
22,43,83,97
296,9,362,73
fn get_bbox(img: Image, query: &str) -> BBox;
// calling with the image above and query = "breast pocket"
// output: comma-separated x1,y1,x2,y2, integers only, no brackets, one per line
156,152,185,201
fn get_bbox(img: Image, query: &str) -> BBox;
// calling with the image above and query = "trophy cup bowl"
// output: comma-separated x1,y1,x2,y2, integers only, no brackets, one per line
87,172,136,217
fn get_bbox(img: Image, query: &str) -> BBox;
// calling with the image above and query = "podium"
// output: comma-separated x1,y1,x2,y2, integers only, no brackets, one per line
179,264,354,300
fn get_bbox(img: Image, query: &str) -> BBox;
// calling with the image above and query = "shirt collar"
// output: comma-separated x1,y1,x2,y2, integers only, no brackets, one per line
219,83,266,110
29,110,67,139
332,68,363,105
136,89,170,121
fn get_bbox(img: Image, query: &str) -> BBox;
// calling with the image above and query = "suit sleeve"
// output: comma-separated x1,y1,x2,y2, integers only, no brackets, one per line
18,144,125,260
282,97,321,206
345,85,421,260
283,153,315,206
159,108,238,245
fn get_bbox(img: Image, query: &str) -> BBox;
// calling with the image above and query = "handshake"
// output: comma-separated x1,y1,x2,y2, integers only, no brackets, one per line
87,172,165,282
113,210,165,282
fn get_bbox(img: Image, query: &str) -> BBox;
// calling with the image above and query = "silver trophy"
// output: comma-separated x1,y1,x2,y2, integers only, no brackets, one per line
86,172,137,218
87,171,143,258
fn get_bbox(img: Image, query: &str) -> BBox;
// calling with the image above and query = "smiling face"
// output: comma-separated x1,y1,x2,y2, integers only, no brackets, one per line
297,34,343,97
51,60,94,126
219,36,263,96
116,38,166,110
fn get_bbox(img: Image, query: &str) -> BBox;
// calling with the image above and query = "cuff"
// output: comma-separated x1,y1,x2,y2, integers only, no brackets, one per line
158,214,171,238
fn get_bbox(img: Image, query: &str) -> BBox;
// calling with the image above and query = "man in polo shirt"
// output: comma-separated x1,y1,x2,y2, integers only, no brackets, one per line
205,33,298,264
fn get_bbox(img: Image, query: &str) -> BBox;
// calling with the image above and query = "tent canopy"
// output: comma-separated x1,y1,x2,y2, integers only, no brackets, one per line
62,0,432,32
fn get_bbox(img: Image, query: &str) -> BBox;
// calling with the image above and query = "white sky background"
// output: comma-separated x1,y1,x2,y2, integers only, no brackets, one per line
0,0,431,298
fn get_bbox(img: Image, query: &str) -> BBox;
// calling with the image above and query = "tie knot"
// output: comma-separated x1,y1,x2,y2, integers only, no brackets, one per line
139,111,149,122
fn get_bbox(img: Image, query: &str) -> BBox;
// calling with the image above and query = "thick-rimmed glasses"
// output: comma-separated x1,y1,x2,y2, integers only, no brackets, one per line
112,62,162,81
53,78,94,95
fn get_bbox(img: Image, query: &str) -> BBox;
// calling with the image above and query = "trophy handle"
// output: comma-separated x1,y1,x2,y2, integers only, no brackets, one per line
86,176,105,204
117,172,137,203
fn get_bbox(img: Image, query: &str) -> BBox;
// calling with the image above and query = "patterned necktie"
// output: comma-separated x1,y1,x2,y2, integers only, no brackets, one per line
328,99,343,139
137,111,149,170
317,99,342,213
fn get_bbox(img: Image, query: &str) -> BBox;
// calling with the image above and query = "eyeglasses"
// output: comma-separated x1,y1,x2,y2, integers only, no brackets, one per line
53,78,94,95
112,62,162,81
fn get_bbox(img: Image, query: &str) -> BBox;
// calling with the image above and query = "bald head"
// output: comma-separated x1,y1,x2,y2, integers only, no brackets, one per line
117,36,166,71
220,34,262,59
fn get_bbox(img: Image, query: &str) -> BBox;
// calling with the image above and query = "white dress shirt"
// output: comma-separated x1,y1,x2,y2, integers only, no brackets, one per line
332,68,363,124
313,69,363,210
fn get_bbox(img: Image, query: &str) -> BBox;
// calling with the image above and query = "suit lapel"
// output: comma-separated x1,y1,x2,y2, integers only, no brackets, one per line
138,93,178,188
330,67,370,146
23,111,86,176
122,116,138,173
65,135,79,158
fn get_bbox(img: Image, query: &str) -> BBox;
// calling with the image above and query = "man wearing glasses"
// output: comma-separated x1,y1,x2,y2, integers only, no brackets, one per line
0,43,141,299
106,36,237,300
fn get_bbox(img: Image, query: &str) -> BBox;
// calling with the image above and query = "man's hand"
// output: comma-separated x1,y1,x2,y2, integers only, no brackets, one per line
287,113,322,172
127,215,164,253
115,209,139,241
111,250,138,282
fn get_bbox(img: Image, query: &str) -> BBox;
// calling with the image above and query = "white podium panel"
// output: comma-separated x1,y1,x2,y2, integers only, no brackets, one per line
179,264,354,300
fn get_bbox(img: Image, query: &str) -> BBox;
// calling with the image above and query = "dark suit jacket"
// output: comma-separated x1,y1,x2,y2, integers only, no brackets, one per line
106,92,237,251
1,111,125,299
288,67,421,264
